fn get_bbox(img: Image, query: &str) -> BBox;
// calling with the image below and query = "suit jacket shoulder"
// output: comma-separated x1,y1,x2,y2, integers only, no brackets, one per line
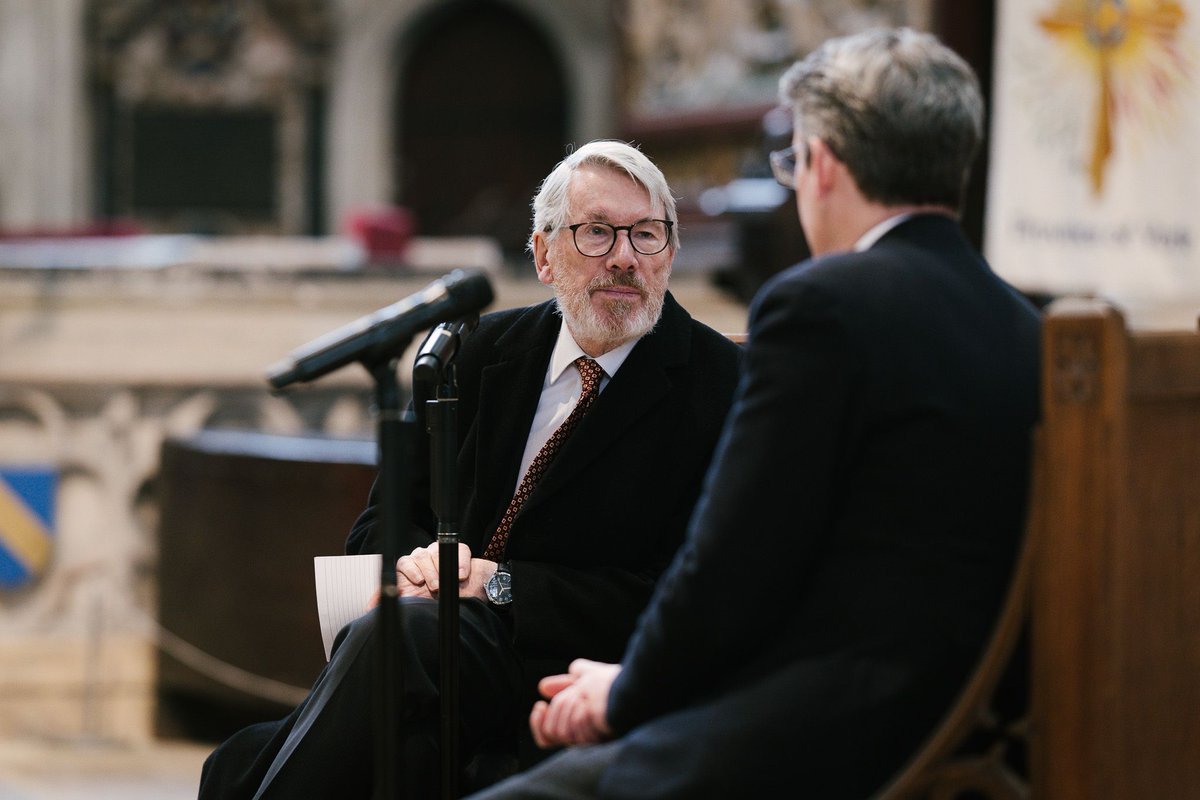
608,215,1041,745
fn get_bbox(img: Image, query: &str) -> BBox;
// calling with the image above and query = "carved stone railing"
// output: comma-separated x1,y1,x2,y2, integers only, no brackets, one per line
0,256,493,743
0,380,374,743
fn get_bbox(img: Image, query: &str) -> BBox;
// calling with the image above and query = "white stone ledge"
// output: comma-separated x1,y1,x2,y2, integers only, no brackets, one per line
0,234,504,276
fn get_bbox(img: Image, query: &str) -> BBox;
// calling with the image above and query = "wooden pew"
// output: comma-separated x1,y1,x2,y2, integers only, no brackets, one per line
155,430,376,741
1032,299,1200,799
879,298,1200,799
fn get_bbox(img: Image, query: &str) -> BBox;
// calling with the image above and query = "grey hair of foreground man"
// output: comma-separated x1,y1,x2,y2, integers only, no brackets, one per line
529,140,682,253
779,27,984,213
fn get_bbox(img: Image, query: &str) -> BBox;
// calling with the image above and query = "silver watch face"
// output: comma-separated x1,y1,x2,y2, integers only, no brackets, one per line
486,569,513,605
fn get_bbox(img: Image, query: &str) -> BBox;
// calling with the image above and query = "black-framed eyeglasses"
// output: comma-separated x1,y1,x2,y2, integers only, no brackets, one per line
769,147,797,189
564,219,674,257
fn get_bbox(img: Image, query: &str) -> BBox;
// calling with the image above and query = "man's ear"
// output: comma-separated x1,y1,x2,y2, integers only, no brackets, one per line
808,137,840,197
532,232,554,286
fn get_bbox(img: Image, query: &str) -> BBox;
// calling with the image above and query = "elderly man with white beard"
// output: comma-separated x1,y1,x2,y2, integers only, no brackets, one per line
198,140,743,800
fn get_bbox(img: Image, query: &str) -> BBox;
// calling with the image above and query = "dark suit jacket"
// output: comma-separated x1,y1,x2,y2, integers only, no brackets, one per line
346,291,742,694
601,215,1042,798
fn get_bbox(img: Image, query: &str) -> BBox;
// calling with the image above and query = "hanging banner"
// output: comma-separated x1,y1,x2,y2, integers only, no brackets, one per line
0,467,57,590
985,0,1199,325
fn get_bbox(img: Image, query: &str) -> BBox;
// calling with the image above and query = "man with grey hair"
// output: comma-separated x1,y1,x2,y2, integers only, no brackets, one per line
198,140,741,798
471,28,1040,798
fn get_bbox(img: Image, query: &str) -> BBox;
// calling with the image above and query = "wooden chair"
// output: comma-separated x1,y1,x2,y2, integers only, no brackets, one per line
1030,299,1200,799
877,298,1200,799
873,439,1038,800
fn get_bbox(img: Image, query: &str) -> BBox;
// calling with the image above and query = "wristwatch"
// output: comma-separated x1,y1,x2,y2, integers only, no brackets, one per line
485,562,513,606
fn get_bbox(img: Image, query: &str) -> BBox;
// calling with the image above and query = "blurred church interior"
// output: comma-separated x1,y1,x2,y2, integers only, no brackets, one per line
1,1,1196,798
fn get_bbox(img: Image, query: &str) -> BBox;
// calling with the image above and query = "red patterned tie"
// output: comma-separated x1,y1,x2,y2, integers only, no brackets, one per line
482,356,604,560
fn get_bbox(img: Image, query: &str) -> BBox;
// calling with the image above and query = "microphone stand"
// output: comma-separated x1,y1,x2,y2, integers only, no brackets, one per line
425,367,461,800
367,356,413,800
263,275,492,800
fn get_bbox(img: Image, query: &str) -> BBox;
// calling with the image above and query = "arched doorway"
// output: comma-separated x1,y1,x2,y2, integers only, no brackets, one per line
396,2,568,256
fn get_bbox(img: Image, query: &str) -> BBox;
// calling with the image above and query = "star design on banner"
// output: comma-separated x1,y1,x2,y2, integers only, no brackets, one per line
1038,0,1188,195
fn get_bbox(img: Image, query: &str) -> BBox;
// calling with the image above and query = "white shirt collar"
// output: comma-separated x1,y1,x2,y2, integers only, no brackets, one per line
548,318,640,384
853,212,913,252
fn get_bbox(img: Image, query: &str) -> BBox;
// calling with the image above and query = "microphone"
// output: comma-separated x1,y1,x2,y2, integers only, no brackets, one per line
266,270,494,389
413,316,478,387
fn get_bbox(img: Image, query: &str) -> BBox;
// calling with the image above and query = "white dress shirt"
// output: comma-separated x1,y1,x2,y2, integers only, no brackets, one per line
513,320,639,491
854,212,914,252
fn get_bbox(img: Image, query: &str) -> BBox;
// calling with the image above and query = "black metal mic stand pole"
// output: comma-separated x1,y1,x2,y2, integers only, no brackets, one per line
368,356,413,800
426,366,461,800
